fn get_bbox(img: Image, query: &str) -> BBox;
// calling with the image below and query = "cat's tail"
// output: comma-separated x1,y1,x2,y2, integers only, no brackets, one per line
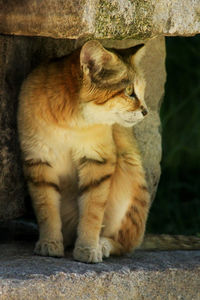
140,234,200,250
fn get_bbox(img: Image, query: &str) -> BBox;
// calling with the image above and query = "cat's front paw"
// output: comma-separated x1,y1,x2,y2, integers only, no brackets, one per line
34,239,64,257
73,243,102,263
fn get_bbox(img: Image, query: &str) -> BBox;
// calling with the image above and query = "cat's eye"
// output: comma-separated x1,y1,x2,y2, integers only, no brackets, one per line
125,86,136,98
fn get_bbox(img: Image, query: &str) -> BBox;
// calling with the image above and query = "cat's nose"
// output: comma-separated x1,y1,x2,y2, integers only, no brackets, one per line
141,106,148,116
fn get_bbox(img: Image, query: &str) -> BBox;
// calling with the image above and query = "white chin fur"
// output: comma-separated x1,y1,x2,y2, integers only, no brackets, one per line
82,105,117,125
82,105,145,127
116,111,144,127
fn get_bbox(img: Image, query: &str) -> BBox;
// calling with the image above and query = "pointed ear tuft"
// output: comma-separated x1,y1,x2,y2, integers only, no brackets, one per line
131,44,146,67
80,40,113,76
112,43,145,58
80,41,101,65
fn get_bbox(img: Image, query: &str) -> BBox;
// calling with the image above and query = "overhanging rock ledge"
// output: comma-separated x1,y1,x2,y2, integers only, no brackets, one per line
0,0,200,39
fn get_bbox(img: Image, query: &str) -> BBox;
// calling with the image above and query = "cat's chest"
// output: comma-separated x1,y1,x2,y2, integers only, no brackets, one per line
37,126,74,177
42,124,115,177
68,125,115,162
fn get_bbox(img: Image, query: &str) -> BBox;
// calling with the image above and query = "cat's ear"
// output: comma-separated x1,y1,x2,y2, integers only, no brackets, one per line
80,40,113,76
113,44,145,67
130,44,145,67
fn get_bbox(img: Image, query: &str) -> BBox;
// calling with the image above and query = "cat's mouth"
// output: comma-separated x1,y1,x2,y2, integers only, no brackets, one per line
124,118,143,126
116,110,147,126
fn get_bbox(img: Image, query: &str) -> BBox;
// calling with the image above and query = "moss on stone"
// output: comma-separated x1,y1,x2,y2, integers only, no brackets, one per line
95,0,154,40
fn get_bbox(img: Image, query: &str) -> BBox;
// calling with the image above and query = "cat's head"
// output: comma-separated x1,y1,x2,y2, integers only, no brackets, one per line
79,40,148,127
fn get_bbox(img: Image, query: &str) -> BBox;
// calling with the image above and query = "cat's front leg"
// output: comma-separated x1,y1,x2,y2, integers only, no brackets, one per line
73,156,115,263
25,160,64,257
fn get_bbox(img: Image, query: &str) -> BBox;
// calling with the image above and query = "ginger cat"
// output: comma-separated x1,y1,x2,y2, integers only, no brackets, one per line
18,40,149,262
17,40,200,263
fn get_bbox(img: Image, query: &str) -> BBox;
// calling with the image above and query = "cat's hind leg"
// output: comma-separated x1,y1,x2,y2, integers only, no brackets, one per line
101,125,151,257
99,237,123,257
101,160,150,257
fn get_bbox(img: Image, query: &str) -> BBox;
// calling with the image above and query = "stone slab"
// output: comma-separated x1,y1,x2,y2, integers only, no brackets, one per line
0,242,200,300
0,0,200,39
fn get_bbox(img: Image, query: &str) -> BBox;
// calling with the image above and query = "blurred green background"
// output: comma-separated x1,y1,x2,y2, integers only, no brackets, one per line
147,36,200,236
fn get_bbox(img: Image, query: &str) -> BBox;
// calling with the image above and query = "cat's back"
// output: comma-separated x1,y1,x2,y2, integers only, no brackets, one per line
17,55,74,171
18,55,69,118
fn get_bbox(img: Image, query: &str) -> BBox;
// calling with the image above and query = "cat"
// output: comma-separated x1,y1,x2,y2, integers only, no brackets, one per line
17,40,200,263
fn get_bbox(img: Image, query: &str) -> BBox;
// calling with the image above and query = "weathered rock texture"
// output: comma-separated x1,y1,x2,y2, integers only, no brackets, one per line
0,242,200,299
0,35,165,220
0,36,25,220
0,0,200,39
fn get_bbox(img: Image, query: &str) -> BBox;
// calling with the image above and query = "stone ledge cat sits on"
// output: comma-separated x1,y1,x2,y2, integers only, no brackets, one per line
17,40,151,263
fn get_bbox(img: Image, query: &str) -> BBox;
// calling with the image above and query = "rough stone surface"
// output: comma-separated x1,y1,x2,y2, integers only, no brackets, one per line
0,242,200,299
0,36,25,220
0,35,165,219
0,0,200,39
